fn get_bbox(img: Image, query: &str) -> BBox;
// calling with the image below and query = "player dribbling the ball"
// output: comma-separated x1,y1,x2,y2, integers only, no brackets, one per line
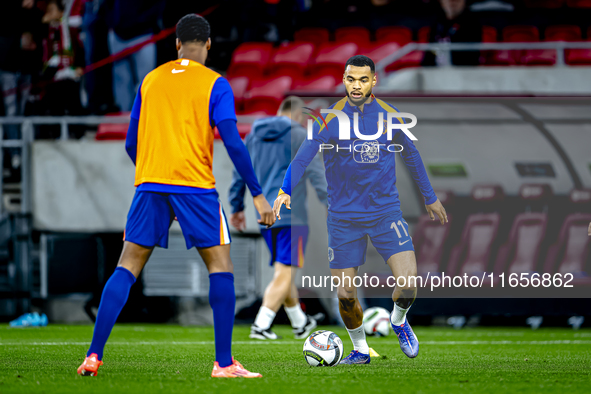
273,55,447,364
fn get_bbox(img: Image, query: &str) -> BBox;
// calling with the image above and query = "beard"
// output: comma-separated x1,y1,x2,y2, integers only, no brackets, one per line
346,88,372,106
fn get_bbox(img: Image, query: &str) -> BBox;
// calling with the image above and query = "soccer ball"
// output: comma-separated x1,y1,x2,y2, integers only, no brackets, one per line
302,330,344,367
363,307,391,337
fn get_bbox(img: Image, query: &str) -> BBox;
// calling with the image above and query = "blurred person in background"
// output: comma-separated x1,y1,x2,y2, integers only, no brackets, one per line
422,0,482,66
228,96,328,340
82,0,117,114
39,0,85,117
0,0,41,180
105,0,165,112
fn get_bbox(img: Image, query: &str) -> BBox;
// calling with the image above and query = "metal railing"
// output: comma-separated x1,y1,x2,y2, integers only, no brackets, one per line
376,41,591,73
0,114,266,311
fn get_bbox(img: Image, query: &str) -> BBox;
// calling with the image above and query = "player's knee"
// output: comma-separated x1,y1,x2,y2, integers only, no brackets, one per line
336,283,355,299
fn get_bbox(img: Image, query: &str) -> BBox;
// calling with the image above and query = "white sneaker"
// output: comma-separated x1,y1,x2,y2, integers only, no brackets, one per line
249,325,281,340
293,315,320,339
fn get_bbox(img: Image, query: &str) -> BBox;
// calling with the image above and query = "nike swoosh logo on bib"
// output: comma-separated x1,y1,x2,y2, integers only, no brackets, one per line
172,69,185,74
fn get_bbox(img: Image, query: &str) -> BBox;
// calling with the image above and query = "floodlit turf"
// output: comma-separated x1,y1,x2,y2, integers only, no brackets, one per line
1,324,590,393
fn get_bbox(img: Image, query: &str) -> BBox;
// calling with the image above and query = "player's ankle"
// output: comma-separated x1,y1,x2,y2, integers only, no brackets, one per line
391,303,410,326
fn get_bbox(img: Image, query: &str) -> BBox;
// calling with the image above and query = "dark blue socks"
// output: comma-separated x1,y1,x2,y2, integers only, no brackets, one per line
87,268,235,367
87,267,136,360
209,272,235,368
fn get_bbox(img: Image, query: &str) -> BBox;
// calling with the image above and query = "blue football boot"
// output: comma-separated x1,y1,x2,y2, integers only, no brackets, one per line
339,350,371,365
391,318,419,358
9,312,48,328
10,312,47,327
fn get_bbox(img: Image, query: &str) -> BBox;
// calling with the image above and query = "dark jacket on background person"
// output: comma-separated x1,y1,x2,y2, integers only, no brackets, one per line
105,0,165,40
229,116,328,228
422,10,482,67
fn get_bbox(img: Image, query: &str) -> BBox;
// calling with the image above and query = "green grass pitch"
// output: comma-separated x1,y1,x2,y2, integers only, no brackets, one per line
1,324,590,393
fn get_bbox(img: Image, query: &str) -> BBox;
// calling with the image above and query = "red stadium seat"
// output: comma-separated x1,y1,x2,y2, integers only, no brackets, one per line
228,76,249,112
418,26,431,43
545,25,582,41
493,213,548,274
532,25,583,66
309,42,358,80
335,27,371,45
383,26,429,70
543,189,591,278
480,26,498,65
243,76,292,115
493,184,553,275
414,190,455,276
524,0,565,7
96,112,131,140
268,42,315,77
96,124,128,140
567,0,591,7
522,50,556,65
291,75,338,92
447,213,501,276
294,27,330,44
482,26,498,43
364,42,401,64
504,25,540,42
545,215,591,289
446,185,504,276
375,26,413,45
384,51,424,72
566,26,591,65
567,48,591,64
491,25,541,65
226,42,273,78
414,214,453,277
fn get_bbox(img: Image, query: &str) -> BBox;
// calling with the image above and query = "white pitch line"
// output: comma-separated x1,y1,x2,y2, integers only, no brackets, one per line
1,340,591,346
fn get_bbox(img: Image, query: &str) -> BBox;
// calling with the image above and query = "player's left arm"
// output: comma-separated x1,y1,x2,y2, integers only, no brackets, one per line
125,82,143,165
227,134,251,231
212,77,274,227
395,129,448,225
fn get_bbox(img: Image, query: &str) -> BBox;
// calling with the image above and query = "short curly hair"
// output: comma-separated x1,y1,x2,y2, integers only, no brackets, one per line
345,55,375,73
176,14,210,44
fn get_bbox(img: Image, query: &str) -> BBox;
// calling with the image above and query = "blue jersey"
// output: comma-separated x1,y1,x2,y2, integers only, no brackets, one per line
281,96,437,220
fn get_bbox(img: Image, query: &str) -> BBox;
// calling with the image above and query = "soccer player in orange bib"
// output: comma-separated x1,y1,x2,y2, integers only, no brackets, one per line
77,14,274,378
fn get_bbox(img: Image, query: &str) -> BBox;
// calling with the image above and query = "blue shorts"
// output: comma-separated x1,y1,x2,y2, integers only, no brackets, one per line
124,190,231,249
327,212,414,269
260,226,309,267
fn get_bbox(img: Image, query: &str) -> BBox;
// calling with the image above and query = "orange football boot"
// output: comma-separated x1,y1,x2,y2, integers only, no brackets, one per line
211,358,262,378
77,353,103,376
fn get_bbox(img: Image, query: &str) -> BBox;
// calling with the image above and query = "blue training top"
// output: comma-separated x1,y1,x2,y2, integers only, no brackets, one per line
281,96,437,220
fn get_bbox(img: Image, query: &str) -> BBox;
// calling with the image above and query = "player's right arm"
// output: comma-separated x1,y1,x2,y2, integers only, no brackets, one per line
125,83,143,165
273,119,329,220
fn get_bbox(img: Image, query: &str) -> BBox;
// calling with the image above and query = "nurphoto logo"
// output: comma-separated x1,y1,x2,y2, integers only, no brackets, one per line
304,108,418,155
